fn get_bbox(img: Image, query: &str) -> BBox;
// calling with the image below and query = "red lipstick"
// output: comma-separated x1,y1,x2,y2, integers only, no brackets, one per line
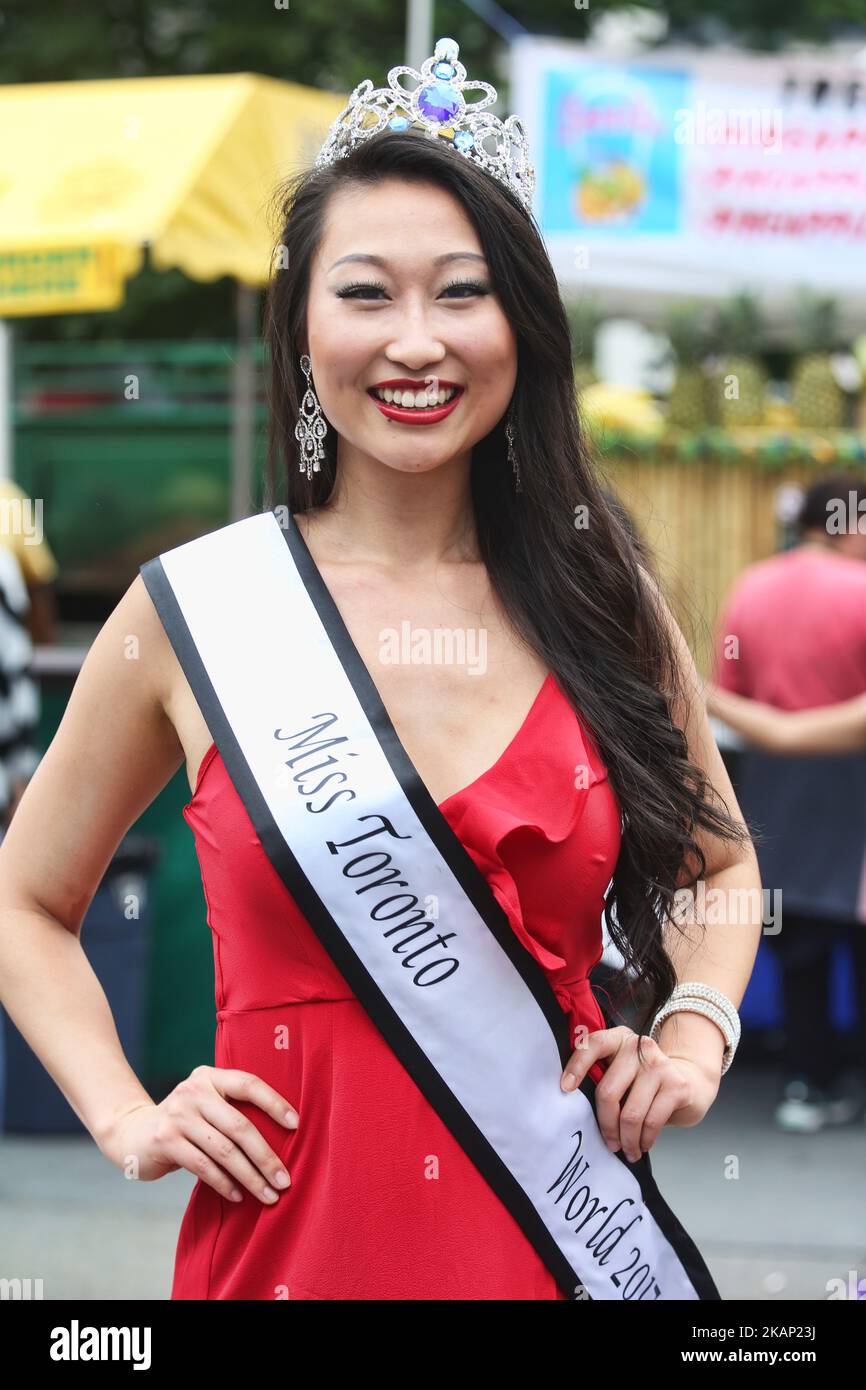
367,378,464,426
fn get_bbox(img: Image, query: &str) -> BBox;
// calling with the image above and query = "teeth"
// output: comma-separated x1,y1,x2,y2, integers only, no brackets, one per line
374,386,458,407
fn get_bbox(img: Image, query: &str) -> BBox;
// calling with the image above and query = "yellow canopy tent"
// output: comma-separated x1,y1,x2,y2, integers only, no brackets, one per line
0,72,344,313
0,72,344,514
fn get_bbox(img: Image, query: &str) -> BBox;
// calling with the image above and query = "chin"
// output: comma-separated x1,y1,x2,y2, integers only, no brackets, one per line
376,455,458,475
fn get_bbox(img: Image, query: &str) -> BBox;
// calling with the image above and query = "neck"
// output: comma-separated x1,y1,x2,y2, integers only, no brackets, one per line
799,534,862,562
799,533,834,552
303,441,482,570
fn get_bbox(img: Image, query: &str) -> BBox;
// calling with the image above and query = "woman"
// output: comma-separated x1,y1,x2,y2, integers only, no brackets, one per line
0,39,761,1301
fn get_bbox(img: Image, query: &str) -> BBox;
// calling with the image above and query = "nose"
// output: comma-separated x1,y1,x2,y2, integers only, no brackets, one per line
383,298,447,374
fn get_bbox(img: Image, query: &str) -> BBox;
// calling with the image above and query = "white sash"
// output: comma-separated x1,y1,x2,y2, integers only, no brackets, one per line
141,509,720,1302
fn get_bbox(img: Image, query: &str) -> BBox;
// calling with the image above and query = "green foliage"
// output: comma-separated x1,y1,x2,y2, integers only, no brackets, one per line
564,297,601,364
794,288,842,354
0,0,863,89
617,0,866,49
661,301,712,366
595,426,866,470
714,292,767,357
13,264,242,344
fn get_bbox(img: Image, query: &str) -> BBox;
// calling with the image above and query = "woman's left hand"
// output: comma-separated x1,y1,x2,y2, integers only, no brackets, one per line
560,1026,721,1164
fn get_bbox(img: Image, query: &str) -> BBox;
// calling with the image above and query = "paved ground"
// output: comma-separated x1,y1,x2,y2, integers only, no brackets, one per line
1,1066,864,1301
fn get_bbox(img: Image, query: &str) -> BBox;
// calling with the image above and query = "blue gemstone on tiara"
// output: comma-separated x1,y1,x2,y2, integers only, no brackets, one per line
417,81,461,123
313,35,536,212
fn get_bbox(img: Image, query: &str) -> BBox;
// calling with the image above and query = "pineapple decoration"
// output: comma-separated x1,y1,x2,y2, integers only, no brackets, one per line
791,289,844,429
565,296,601,399
712,291,768,427
661,301,713,430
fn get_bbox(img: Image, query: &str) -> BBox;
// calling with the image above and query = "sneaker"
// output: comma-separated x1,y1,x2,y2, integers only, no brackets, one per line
774,1078,828,1134
825,1069,866,1126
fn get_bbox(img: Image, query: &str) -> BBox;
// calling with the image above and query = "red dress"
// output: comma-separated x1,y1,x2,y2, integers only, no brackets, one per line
172,671,622,1300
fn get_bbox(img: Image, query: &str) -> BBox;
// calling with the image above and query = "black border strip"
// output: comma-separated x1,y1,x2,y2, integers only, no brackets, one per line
141,511,721,1301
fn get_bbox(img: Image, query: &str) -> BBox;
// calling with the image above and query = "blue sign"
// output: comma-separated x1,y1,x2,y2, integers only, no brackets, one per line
541,65,689,234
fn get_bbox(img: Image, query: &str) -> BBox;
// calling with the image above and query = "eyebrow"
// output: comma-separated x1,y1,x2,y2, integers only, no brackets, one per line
327,252,488,272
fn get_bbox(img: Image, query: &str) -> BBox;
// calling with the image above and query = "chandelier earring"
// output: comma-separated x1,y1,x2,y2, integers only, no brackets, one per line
295,353,328,481
505,404,522,493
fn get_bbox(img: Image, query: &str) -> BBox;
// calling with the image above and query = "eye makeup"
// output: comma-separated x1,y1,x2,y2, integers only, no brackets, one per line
335,277,492,300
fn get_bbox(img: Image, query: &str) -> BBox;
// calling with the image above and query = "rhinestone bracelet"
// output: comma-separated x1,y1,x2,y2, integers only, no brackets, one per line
649,982,741,1076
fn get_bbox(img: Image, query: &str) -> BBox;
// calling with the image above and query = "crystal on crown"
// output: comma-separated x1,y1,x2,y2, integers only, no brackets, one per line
313,36,535,212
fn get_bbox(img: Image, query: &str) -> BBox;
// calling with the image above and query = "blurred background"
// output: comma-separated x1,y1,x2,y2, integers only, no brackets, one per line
1,0,865,1301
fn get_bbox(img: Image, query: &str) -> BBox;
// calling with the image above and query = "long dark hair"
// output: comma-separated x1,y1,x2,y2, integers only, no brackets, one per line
262,130,751,1040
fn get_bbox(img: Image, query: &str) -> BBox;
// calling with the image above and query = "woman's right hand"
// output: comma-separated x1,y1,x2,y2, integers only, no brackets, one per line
98,1065,299,1205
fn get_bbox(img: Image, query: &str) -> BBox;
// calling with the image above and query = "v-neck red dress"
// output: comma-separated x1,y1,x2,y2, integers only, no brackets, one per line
171,671,622,1300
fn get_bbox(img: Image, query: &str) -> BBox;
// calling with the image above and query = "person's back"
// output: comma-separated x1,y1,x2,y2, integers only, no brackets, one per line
713,476,866,708
713,545,866,709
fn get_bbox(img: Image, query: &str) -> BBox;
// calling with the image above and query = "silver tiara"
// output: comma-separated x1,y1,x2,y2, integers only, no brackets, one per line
314,36,535,212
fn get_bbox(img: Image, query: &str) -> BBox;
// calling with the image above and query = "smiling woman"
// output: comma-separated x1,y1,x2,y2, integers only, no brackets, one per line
0,37,760,1305
293,179,518,471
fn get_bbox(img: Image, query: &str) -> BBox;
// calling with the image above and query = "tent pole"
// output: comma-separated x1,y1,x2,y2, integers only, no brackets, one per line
0,320,11,480
405,0,433,67
231,282,258,520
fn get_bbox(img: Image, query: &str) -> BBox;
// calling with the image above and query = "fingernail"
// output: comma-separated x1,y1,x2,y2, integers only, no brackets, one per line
561,1073,577,1092
273,1170,290,1188
229,1189,243,1202
263,1186,279,1202
284,1111,298,1128
606,1138,618,1151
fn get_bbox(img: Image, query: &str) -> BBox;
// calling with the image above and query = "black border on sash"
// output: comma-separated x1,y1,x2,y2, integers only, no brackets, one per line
140,510,721,1302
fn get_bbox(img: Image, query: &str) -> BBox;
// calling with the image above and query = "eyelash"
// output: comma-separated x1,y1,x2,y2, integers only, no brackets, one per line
335,278,491,301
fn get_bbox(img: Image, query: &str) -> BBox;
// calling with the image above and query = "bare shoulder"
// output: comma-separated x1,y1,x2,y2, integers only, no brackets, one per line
72,570,181,723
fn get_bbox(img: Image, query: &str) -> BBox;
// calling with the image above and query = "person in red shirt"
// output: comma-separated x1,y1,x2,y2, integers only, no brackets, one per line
715,479,866,708
713,475,866,1133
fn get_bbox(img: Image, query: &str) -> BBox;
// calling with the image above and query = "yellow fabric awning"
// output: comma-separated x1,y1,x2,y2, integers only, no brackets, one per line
0,72,344,315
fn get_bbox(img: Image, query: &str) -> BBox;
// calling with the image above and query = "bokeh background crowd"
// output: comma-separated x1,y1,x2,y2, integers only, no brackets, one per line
1,0,865,1300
